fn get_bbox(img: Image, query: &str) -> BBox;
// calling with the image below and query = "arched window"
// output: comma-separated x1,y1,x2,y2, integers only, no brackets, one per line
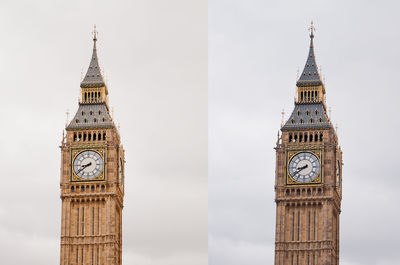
300,119,304,124
294,134,298,142
310,134,313,142
297,111,301,116
296,189,300,195
291,118,294,124
310,118,314,123
307,91,310,101
289,134,293,142
93,133,96,141
78,133,82,141
300,92,303,101
84,93,87,102
304,134,308,142
315,133,318,142
74,133,77,141
98,133,101,140
317,188,322,195
103,132,106,140
71,186,75,192
315,91,318,101
286,189,290,195
299,133,303,142
319,133,323,142
307,189,311,195
88,133,91,141
94,118,97,123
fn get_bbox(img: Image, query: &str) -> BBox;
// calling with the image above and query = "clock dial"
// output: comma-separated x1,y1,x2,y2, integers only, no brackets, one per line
73,150,104,180
288,152,320,183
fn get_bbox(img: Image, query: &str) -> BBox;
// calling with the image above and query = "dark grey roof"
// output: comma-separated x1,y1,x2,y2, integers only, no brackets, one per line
80,37,105,88
296,33,322,87
282,103,332,130
67,103,114,130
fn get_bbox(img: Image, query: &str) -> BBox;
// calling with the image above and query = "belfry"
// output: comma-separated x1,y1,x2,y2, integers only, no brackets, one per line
59,28,125,265
274,24,343,265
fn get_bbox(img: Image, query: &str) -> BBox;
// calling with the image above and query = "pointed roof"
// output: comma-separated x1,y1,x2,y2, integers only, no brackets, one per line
296,25,322,87
81,28,105,88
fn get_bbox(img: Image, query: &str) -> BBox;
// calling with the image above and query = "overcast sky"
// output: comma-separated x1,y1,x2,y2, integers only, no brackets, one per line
0,1,207,265
209,1,400,265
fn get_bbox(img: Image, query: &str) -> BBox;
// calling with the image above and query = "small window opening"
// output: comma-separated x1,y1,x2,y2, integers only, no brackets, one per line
103,133,106,140
294,134,298,142
83,133,87,141
74,133,77,141
71,186,75,192
93,133,96,141
98,133,101,140
286,189,290,195
317,188,322,195
101,185,105,192
310,118,314,123
319,133,323,142
81,186,85,192
289,134,293,142
310,134,313,142
91,186,95,192
314,133,318,142
296,189,300,195
307,189,311,195
304,134,308,142
299,134,303,142
88,133,91,141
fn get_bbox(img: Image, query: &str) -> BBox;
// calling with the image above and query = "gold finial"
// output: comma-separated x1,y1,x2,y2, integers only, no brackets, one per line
92,24,98,41
65,109,70,126
281,109,285,127
309,20,316,37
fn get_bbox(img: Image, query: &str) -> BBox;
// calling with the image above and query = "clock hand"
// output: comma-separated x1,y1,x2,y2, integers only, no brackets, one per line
77,162,92,174
292,164,308,176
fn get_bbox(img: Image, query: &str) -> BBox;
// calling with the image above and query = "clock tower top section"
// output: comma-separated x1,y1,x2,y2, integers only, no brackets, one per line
282,23,332,131
66,27,115,131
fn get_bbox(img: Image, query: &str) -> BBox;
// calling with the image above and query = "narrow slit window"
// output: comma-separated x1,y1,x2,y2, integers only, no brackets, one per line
82,207,85,235
91,247,94,265
98,207,100,235
308,211,311,240
97,247,99,265
77,208,79,235
292,211,295,241
81,248,84,265
297,211,300,241
76,247,79,264
314,211,316,240
92,207,95,235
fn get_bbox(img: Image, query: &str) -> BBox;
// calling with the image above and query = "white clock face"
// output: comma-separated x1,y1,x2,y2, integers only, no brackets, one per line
288,152,320,183
73,150,104,180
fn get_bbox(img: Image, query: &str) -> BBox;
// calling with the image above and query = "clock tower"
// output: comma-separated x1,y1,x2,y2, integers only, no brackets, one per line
60,29,125,265
274,25,343,265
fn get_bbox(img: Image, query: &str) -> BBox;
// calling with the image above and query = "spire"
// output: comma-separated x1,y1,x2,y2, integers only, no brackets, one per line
81,25,105,88
296,21,322,87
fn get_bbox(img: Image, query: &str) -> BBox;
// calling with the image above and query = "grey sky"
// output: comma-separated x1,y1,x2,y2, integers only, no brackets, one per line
0,1,207,265
209,1,400,265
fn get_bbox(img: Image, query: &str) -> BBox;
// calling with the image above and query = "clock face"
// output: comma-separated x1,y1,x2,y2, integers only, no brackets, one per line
73,150,104,180
119,158,124,186
288,152,321,183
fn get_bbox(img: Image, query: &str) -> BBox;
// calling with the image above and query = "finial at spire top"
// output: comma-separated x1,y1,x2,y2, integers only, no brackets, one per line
92,24,98,41
309,21,315,38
